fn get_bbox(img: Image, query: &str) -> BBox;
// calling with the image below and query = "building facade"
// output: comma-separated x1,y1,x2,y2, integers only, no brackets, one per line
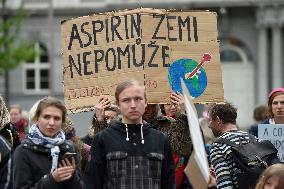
1,0,284,135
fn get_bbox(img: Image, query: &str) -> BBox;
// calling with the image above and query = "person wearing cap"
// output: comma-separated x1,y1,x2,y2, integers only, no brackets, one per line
84,79,175,189
0,95,13,189
265,88,284,124
252,88,284,137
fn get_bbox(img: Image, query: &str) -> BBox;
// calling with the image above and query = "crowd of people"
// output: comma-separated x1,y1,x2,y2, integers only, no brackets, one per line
0,80,283,189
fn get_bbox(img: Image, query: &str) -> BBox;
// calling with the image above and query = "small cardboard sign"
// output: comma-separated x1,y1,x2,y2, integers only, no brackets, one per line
61,8,223,112
258,124,284,162
182,79,209,189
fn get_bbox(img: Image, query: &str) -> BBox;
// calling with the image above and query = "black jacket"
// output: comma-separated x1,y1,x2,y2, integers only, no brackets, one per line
81,134,93,146
84,120,176,189
0,123,21,149
13,139,83,189
0,135,13,189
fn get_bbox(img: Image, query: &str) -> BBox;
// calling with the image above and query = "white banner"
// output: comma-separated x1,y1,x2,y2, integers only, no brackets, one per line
258,124,284,162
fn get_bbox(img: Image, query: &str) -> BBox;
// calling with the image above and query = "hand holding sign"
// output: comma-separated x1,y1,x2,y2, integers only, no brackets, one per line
95,97,112,121
170,92,185,115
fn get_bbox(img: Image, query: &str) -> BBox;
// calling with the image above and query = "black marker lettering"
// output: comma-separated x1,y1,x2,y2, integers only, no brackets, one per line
117,45,130,69
152,15,166,40
94,50,104,73
167,16,177,41
105,18,109,43
92,20,104,45
105,48,116,71
162,45,170,67
178,16,190,41
263,128,269,136
83,51,92,75
68,24,83,50
124,15,129,39
132,44,145,67
131,14,141,38
111,16,122,41
81,22,92,47
193,17,198,42
148,44,159,67
69,54,82,78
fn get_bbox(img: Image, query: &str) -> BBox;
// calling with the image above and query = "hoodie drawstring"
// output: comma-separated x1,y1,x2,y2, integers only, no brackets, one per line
140,124,144,144
125,124,130,141
125,124,144,144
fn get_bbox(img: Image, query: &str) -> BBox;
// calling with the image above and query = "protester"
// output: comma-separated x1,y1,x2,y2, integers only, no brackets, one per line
9,104,28,141
160,103,177,118
199,104,215,144
0,120,21,150
143,93,192,157
81,97,120,146
143,93,192,189
0,103,21,150
254,164,284,189
208,102,258,189
249,105,268,137
84,79,175,189
80,97,120,175
13,97,83,189
265,88,284,124
143,104,164,126
0,95,13,189
252,88,284,137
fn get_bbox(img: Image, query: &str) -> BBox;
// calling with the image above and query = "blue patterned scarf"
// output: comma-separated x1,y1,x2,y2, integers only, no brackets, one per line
28,124,65,173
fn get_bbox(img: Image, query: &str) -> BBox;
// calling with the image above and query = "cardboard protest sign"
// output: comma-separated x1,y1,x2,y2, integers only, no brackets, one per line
61,8,223,112
258,124,284,162
181,79,209,189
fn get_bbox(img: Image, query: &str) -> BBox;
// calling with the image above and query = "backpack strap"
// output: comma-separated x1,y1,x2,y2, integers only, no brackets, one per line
248,134,257,142
214,137,239,148
215,133,257,146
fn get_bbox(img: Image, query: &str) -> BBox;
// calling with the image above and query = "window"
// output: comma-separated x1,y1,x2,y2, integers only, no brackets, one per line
220,45,248,64
23,42,49,94
220,37,252,64
221,49,242,62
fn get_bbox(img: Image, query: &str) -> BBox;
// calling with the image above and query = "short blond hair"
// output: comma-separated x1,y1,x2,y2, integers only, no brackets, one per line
115,79,146,104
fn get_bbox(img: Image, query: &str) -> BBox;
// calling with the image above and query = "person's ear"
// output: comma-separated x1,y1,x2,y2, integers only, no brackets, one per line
216,116,222,125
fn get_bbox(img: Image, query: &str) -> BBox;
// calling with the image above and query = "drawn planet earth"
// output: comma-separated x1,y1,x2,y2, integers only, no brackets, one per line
168,58,207,98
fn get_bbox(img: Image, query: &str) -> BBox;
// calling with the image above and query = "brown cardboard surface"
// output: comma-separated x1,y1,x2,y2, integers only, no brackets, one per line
185,151,209,189
61,8,224,112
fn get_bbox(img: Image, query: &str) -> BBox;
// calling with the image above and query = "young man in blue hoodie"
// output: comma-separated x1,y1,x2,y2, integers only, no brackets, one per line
84,79,175,189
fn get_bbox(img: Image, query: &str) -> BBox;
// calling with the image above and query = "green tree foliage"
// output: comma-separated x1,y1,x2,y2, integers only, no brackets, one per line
0,0,36,71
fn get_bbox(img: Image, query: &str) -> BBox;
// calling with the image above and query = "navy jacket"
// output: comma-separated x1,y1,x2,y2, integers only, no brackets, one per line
84,120,175,189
